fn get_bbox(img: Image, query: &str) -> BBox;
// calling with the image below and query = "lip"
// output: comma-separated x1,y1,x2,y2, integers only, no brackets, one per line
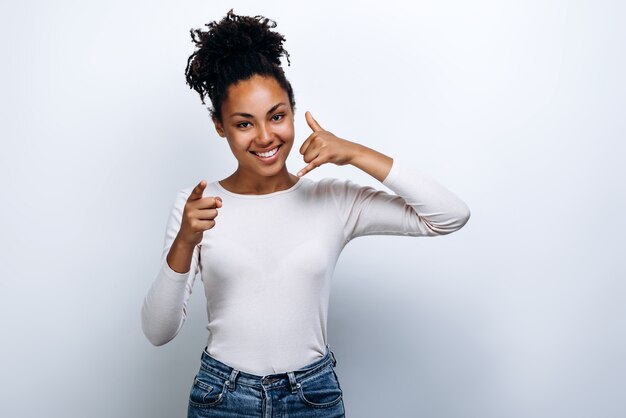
249,144,282,164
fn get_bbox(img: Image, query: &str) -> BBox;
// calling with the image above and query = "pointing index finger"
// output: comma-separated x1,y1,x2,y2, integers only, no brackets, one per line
188,180,206,201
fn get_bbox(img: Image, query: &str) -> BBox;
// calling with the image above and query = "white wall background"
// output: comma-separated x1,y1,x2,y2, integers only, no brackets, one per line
1,1,624,417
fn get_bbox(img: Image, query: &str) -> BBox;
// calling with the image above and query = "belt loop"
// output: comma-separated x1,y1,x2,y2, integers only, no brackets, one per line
330,350,337,367
227,369,239,391
287,371,300,393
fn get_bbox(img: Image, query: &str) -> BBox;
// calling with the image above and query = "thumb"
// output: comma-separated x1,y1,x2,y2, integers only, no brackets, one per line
305,111,323,132
188,180,206,201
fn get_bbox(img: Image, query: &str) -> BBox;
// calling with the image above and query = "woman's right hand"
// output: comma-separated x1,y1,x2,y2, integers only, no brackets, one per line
177,180,222,247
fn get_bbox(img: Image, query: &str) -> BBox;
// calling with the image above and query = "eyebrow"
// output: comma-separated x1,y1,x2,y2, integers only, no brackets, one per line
230,102,287,118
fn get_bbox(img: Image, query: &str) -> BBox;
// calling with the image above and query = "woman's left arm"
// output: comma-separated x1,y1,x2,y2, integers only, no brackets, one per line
297,111,471,238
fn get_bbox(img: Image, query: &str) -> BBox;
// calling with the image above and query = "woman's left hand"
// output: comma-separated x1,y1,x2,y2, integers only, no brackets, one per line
297,111,360,177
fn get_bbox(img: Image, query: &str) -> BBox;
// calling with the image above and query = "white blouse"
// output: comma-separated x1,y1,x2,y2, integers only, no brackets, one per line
141,157,471,375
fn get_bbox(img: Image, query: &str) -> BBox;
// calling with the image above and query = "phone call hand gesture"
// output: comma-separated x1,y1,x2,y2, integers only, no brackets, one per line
177,180,222,247
297,111,360,177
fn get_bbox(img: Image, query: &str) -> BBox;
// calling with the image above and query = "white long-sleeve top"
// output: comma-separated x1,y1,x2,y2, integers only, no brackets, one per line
141,157,470,375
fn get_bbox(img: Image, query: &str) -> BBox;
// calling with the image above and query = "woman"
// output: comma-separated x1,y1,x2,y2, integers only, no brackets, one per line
141,9,470,418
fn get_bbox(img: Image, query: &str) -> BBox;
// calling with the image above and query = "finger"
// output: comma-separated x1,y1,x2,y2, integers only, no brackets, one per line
301,141,322,166
197,208,219,220
196,196,222,209
299,132,315,155
188,180,206,201
195,219,216,231
305,111,323,132
297,157,323,177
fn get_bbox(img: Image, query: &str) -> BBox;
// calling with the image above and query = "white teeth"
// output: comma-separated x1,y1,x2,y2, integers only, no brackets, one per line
254,146,279,158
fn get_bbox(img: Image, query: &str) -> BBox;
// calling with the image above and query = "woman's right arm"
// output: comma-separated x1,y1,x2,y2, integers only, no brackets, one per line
141,181,221,346
140,189,201,346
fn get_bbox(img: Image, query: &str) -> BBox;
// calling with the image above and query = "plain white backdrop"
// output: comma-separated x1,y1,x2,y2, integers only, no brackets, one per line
1,1,624,417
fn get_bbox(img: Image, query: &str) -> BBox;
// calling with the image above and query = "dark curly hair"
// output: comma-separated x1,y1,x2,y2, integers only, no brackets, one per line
184,8,296,124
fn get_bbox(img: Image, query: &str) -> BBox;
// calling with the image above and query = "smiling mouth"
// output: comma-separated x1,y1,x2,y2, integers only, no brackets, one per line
250,144,282,158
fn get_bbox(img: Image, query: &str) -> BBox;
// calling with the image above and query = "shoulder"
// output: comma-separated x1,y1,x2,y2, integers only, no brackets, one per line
305,175,349,191
304,176,368,202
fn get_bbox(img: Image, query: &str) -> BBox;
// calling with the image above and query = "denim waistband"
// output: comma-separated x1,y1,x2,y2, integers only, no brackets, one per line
199,344,337,390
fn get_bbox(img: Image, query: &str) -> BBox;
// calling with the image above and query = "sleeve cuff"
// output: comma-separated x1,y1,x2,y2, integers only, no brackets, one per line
382,157,401,187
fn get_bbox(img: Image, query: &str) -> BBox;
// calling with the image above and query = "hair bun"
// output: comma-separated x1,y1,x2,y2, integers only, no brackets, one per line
190,8,290,70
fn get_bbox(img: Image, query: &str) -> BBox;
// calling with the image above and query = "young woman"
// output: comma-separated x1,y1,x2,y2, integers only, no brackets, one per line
141,9,470,418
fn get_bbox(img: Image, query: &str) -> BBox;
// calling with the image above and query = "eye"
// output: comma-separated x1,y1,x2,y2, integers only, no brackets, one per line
272,114,285,122
236,121,251,129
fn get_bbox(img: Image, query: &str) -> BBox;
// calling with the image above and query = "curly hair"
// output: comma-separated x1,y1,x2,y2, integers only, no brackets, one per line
184,8,296,124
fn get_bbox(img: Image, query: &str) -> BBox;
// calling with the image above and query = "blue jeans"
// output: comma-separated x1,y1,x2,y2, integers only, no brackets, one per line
187,344,346,418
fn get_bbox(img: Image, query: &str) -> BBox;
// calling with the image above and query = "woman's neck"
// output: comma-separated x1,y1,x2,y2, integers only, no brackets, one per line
219,168,300,195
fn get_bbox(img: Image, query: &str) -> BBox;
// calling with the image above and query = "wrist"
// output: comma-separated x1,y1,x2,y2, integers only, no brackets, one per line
348,142,367,166
173,235,197,251
347,143,393,183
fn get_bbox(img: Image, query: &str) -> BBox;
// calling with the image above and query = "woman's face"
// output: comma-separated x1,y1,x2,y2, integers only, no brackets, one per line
213,74,295,178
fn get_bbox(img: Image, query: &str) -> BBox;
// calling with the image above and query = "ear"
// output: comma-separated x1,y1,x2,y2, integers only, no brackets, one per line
212,116,226,138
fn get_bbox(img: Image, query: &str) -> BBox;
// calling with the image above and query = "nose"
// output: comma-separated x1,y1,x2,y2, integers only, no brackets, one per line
255,123,273,147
